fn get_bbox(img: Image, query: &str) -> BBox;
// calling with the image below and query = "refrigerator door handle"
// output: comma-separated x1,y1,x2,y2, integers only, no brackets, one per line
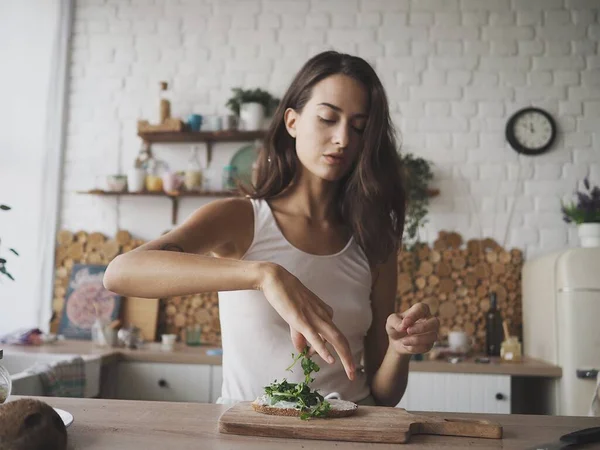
576,369,599,379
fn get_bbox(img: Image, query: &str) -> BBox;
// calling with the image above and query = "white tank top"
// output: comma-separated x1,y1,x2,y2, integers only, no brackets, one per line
218,198,373,403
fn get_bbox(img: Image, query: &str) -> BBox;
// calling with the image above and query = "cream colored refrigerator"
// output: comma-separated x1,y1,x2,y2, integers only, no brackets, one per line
522,247,600,416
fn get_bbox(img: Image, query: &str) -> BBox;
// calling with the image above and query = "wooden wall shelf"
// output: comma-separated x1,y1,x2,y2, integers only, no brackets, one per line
138,130,266,166
78,186,440,226
78,190,240,225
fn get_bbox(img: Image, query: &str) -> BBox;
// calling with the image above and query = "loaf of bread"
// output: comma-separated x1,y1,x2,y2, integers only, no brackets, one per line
0,399,67,450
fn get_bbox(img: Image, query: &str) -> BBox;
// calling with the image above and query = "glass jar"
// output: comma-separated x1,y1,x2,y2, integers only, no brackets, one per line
0,350,12,404
500,337,522,363
184,147,204,192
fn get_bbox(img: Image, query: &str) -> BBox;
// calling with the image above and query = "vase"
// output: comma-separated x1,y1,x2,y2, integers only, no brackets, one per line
578,223,600,248
240,102,265,131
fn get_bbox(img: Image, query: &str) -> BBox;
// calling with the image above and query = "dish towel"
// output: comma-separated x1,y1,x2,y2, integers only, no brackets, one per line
28,356,86,397
590,371,600,417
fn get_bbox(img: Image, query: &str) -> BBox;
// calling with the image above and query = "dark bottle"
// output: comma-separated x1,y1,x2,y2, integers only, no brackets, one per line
485,292,503,357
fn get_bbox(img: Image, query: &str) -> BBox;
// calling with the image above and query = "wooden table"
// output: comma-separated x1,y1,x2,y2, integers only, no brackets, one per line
18,396,600,449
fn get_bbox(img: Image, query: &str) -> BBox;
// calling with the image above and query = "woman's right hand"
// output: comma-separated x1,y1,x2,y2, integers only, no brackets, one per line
259,263,355,381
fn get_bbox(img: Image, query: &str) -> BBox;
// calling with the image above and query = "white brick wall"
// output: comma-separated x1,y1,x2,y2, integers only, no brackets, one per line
61,0,600,259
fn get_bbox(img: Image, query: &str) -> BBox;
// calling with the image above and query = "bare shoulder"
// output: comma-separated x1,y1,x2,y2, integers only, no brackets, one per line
133,197,254,258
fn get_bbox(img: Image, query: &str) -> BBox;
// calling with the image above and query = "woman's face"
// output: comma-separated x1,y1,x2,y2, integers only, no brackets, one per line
285,74,369,182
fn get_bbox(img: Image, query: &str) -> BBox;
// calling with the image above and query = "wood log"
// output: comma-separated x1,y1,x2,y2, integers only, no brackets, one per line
482,238,499,251
419,261,434,276
446,232,463,249
437,262,452,277
492,262,506,275
476,285,488,298
486,251,498,263
87,232,106,247
428,275,440,286
415,277,426,290
57,230,74,246
452,255,466,270
67,242,84,260
430,251,441,263
479,297,491,312
474,263,490,279
423,297,440,315
116,230,132,246
467,239,482,255
464,322,476,336
397,272,413,294
465,272,478,287
499,251,511,264
417,245,430,260
174,313,186,328
102,239,120,260
438,278,455,294
75,230,88,243
457,286,468,297
439,301,457,319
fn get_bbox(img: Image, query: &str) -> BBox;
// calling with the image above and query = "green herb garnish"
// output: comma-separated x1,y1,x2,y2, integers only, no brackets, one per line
263,347,331,420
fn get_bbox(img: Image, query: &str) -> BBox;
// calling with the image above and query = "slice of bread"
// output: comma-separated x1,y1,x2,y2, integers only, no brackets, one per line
251,398,358,418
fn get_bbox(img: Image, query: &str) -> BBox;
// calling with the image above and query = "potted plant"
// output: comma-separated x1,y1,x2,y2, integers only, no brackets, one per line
225,88,280,131
561,177,600,248
0,204,18,281
401,153,434,251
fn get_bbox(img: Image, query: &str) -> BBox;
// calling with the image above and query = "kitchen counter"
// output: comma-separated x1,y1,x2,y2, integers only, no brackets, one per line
3,339,561,377
14,396,599,449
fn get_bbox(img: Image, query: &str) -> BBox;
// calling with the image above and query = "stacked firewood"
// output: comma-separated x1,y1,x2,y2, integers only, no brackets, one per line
52,229,221,344
397,231,523,353
53,229,523,351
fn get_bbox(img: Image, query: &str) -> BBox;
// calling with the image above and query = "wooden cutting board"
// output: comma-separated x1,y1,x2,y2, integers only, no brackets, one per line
218,402,503,444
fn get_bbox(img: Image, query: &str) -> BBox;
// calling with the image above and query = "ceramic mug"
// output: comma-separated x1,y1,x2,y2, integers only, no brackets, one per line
161,334,177,352
127,168,146,192
187,114,203,132
204,115,222,131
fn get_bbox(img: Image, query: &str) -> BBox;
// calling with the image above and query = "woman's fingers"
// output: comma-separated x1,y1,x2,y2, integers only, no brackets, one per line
301,326,335,365
400,330,439,347
386,313,408,340
290,328,308,354
313,317,355,380
406,317,440,335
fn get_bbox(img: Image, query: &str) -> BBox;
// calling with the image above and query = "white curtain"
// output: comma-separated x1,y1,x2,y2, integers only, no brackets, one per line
0,1,73,332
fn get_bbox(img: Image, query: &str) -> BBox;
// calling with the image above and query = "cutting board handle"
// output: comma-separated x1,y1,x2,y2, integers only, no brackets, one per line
414,416,503,439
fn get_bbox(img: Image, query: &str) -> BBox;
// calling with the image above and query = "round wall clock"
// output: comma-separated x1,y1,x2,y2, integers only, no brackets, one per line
505,107,557,156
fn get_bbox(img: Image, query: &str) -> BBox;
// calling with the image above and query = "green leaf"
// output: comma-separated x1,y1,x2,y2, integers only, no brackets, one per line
0,266,14,281
0,205,10,211
9,249,18,256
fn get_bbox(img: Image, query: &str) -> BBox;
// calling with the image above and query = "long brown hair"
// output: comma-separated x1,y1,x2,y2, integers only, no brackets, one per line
249,51,406,266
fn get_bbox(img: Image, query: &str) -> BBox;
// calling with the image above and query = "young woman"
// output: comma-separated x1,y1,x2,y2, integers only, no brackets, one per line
104,51,439,407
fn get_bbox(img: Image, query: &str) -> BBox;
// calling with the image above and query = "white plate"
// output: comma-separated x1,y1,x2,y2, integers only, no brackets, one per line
54,408,74,428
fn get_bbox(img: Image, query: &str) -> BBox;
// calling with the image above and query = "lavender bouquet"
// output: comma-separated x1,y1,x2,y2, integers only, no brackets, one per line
561,177,600,225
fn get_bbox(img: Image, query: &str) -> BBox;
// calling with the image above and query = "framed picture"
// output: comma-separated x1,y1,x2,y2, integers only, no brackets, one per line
58,264,122,340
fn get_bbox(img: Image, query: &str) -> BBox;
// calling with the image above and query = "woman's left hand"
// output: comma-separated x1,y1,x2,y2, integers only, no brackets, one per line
386,303,440,355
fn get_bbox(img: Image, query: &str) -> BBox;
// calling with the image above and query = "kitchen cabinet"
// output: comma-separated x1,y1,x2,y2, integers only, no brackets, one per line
398,372,511,414
210,364,223,403
115,362,211,402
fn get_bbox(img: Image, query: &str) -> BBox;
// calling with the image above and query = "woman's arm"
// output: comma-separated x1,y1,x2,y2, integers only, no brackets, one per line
103,198,262,297
364,249,440,407
103,197,356,379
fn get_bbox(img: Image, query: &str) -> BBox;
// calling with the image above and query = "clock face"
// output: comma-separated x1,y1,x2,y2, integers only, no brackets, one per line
506,107,556,156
